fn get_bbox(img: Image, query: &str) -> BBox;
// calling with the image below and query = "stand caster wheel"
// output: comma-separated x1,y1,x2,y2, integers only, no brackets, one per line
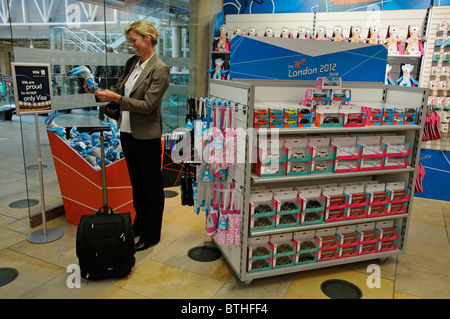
241,280,253,287
378,257,388,264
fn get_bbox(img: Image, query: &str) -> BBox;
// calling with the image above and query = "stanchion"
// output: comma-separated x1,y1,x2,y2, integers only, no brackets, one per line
27,114,63,244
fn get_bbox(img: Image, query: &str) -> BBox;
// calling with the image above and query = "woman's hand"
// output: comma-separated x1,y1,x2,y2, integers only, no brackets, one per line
94,90,122,103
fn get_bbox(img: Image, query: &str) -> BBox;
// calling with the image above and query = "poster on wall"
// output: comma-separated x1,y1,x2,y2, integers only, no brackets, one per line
11,62,53,115
229,35,388,83
223,0,433,14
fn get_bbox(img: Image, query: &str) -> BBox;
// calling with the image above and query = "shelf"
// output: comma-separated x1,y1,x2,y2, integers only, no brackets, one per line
250,214,408,237
388,55,422,60
251,166,415,184
211,51,230,54
244,249,403,281
257,125,421,135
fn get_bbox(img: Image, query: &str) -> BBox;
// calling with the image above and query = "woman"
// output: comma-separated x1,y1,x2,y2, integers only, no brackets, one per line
93,20,170,251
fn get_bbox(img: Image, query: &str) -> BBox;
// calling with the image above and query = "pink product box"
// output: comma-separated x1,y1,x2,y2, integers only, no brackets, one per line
325,208,347,223
346,206,368,220
367,203,388,218
383,157,408,169
387,202,408,216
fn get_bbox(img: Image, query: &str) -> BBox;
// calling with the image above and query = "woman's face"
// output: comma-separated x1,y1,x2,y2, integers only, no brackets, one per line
128,30,152,58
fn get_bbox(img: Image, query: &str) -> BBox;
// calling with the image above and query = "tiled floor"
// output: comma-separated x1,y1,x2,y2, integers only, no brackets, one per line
0,109,449,299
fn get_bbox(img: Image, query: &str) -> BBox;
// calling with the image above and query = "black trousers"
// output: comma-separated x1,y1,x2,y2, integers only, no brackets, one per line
120,132,164,244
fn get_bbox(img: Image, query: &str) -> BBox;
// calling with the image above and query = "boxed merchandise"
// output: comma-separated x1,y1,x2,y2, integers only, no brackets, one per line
405,107,417,125
299,188,325,225
283,104,298,120
285,161,311,176
249,193,276,218
250,214,276,232
316,228,339,262
334,159,360,173
301,210,324,225
248,236,273,260
365,183,389,205
382,105,396,125
294,230,319,254
274,191,301,228
347,205,367,219
311,159,334,174
382,135,411,157
386,182,411,203
254,118,269,129
323,186,348,209
253,137,287,177
384,156,408,169
248,257,272,273
273,255,295,268
340,105,365,127
337,225,359,258
269,117,284,128
315,105,344,127
254,105,269,120
377,239,397,252
249,193,276,231
387,201,408,215
325,207,347,222
296,252,318,264
315,77,342,89
360,157,384,171
344,185,369,207
256,137,286,164
284,138,312,162
274,191,301,214
362,106,384,126
331,89,351,102
357,223,379,244
271,234,297,257
367,203,388,217
317,228,339,249
299,189,326,212
305,88,332,102
253,161,286,177
284,117,298,128
310,137,335,161
269,105,284,120
357,135,386,158
276,212,300,227
332,137,361,160
358,242,378,255
375,220,399,241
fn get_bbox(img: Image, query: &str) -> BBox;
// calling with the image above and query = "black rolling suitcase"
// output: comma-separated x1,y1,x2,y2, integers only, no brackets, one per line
75,126,135,280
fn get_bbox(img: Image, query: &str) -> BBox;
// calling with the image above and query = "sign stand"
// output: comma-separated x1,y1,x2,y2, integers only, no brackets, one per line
26,113,63,243
11,62,63,244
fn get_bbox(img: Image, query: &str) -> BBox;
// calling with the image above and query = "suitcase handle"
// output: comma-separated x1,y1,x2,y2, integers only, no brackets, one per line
97,206,114,215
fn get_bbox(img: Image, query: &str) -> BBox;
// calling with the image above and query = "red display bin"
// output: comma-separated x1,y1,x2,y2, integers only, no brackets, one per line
47,130,136,225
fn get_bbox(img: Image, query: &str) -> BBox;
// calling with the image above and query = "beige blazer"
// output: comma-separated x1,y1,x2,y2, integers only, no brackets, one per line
107,54,170,140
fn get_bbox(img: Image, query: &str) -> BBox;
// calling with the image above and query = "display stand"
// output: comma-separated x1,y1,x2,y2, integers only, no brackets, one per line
27,114,63,243
47,129,135,225
207,79,427,286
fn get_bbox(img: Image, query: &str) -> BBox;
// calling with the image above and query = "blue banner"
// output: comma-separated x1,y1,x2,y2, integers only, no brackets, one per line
229,35,387,82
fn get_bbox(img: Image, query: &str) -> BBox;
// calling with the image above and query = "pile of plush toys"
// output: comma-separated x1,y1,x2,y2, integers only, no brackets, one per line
45,113,124,171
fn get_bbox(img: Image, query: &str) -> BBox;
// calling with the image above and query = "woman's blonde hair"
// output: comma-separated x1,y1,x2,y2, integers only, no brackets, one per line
125,20,159,46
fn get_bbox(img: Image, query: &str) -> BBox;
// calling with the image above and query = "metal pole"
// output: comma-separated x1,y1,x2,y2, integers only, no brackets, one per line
26,114,63,244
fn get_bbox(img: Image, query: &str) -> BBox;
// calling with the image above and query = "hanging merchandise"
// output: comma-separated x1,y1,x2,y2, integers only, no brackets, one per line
207,182,220,237
180,163,195,207
423,109,442,142
217,186,229,245
415,162,425,193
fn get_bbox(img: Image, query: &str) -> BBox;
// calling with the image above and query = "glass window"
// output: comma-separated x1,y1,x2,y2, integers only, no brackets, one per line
0,0,192,223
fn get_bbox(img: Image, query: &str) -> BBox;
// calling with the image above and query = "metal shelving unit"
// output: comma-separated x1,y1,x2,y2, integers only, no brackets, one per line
208,79,428,286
